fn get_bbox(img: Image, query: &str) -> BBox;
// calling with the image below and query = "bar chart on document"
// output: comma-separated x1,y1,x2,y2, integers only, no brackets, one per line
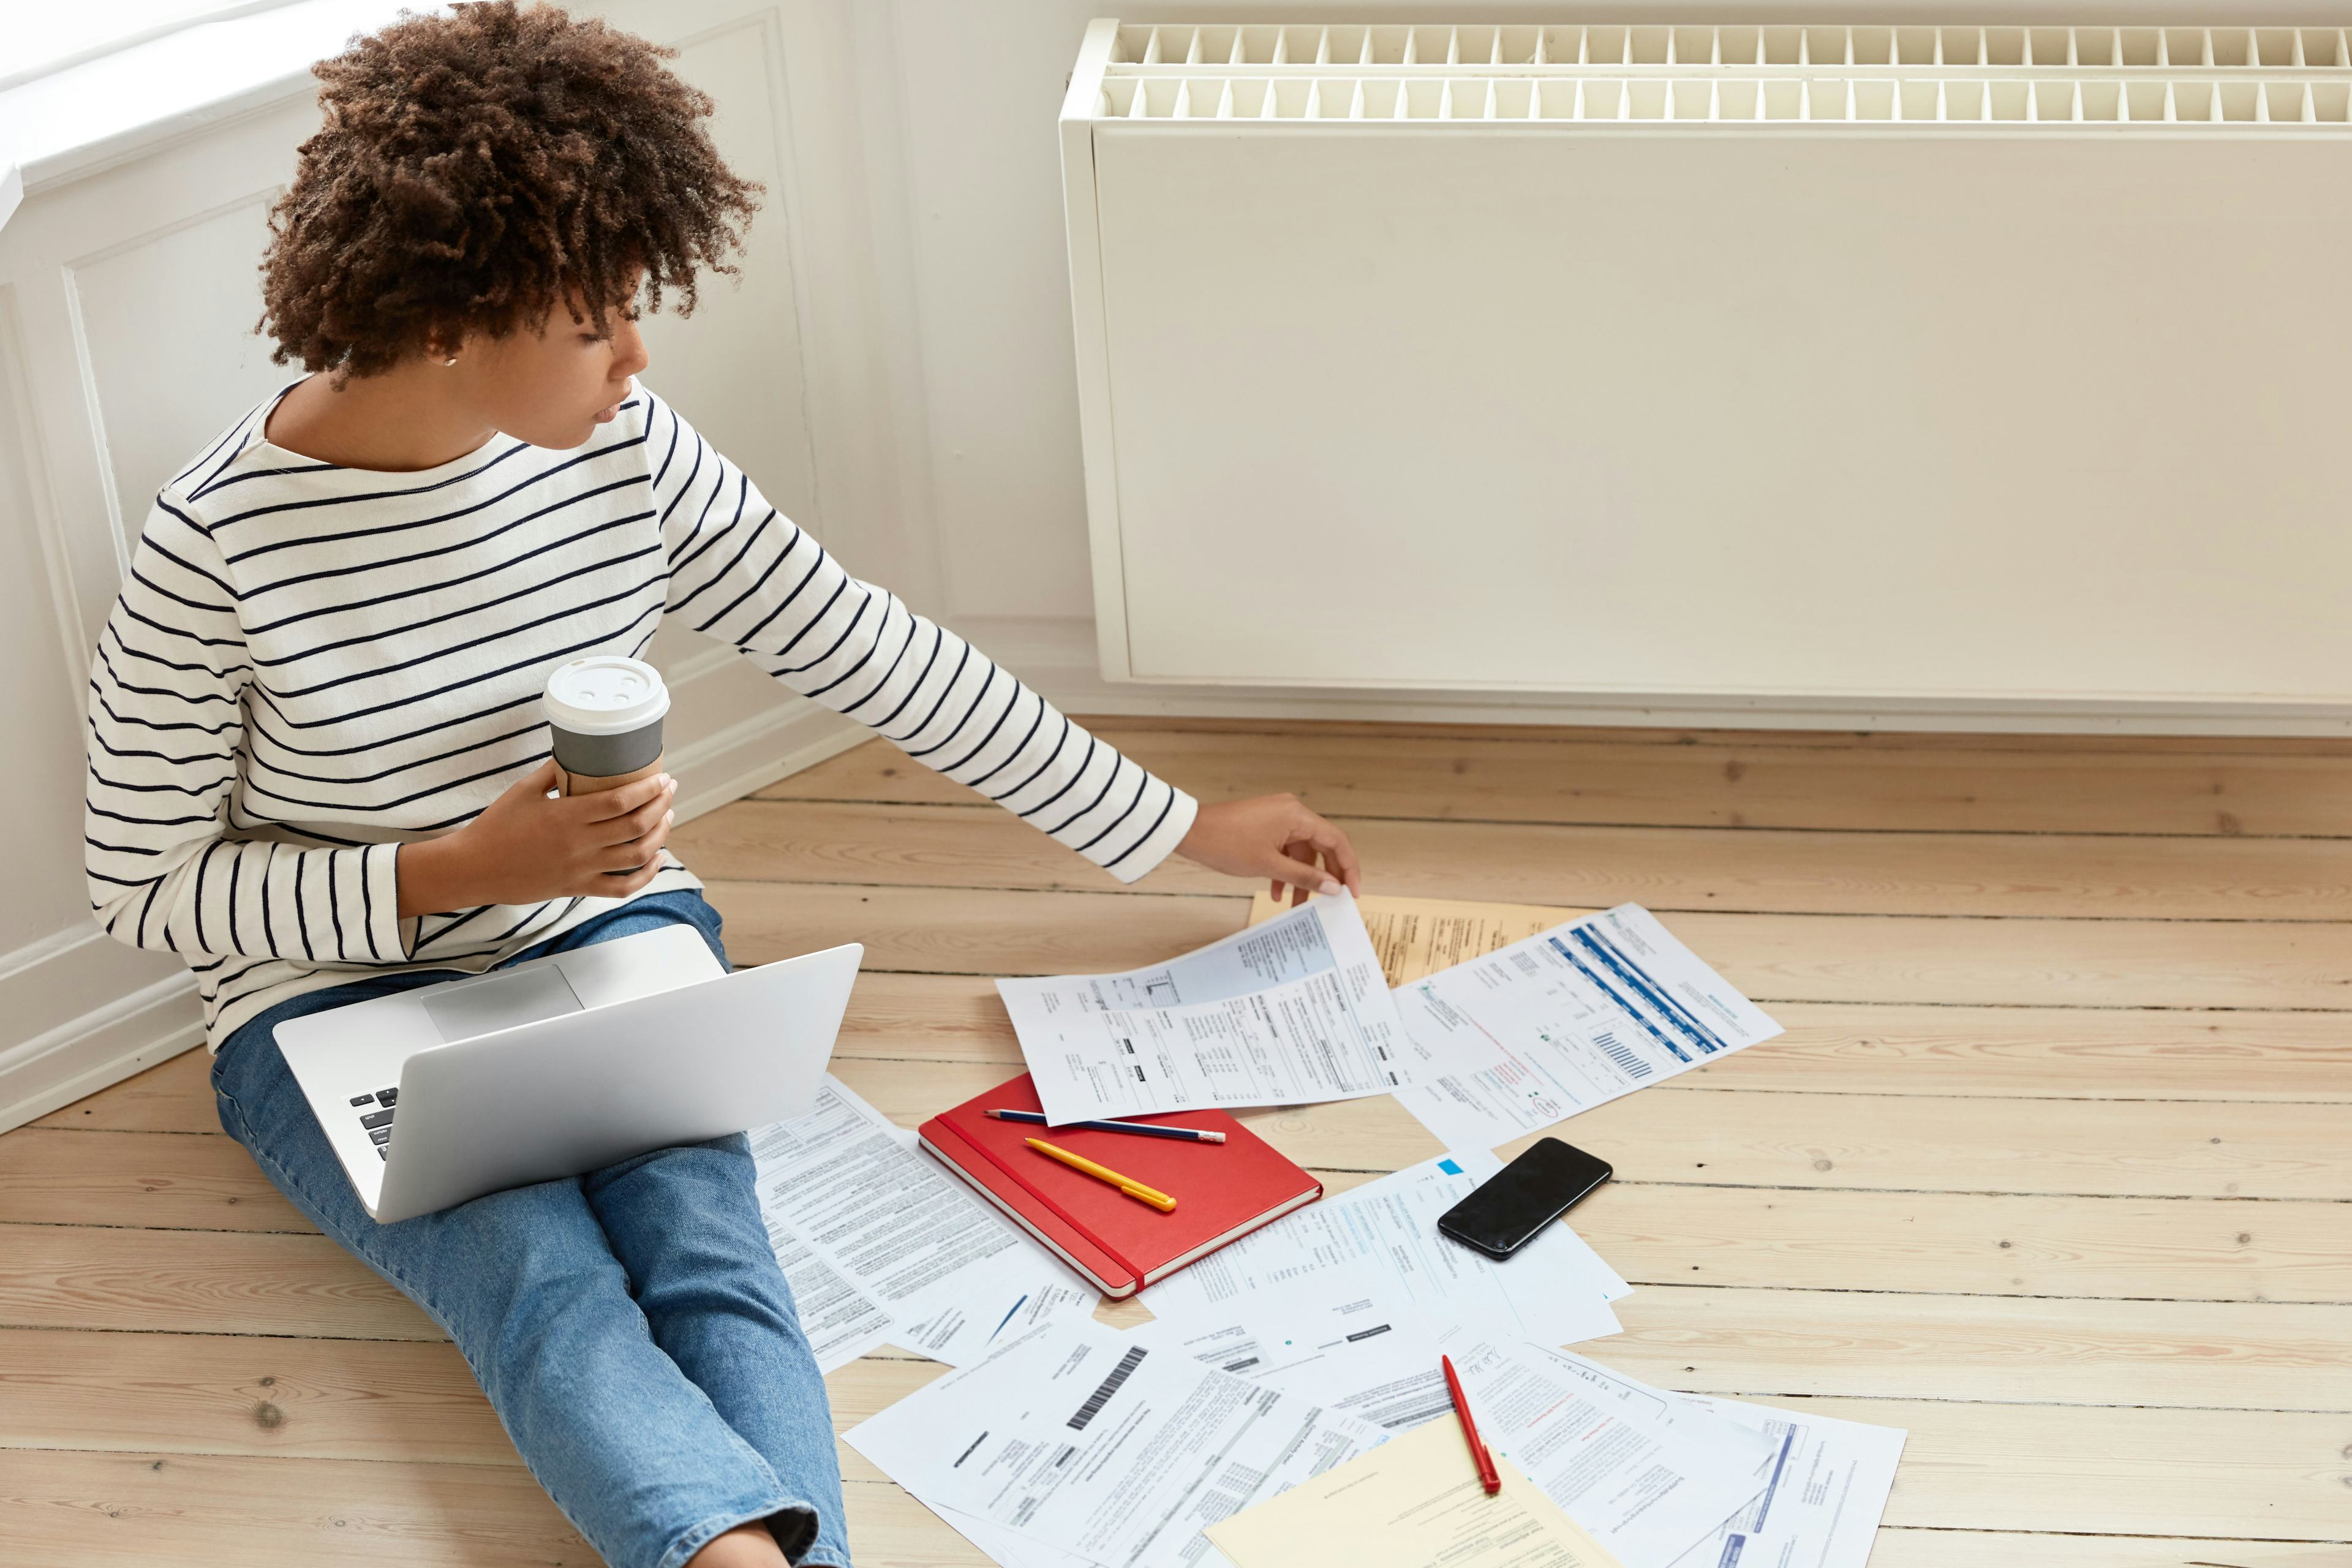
1393,905,1783,1150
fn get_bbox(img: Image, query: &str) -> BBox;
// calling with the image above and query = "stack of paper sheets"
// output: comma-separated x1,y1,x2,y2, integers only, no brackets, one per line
846,1308,1905,1568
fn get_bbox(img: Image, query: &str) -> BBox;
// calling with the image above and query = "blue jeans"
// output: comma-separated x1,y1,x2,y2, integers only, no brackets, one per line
211,889,851,1568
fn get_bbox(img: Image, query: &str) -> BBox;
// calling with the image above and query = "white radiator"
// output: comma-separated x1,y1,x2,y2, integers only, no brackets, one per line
1058,21,2352,720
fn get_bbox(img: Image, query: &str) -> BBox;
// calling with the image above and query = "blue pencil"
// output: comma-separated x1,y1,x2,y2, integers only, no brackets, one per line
982,1108,1226,1144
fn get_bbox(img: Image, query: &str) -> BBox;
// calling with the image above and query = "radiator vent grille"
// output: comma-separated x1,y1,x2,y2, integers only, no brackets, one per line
1109,22,2352,73
1096,72,2352,125
1089,20,2352,129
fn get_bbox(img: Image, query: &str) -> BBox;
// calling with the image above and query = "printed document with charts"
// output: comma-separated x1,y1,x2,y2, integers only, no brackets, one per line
998,892,1415,1126
1389,904,1784,1150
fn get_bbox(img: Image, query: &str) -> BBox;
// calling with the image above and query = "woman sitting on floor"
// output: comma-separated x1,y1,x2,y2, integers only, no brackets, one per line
80,5,1362,1565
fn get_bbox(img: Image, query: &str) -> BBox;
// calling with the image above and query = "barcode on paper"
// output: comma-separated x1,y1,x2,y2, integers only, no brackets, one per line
1068,1346,1148,1431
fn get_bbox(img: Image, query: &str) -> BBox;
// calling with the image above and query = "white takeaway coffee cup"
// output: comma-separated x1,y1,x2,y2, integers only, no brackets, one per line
543,655,670,796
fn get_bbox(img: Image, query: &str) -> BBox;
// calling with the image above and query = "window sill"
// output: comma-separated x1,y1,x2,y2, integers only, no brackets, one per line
0,0,415,230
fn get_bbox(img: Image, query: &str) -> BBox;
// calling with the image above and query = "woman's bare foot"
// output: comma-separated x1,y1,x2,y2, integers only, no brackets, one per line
686,1520,790,1567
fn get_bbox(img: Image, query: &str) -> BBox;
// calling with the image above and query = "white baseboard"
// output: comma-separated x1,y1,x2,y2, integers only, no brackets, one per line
669,695,862,822
0,933,203,1133
951,614,2352,738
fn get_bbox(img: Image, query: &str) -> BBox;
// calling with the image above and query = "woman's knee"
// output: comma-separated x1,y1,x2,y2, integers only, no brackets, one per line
378,1182,638,1370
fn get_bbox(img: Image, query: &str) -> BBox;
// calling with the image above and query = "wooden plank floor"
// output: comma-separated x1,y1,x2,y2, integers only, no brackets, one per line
7,717,2351,1567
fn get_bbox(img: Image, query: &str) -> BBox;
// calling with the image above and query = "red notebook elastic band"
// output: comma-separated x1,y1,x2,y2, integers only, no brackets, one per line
956,1125,1150,1288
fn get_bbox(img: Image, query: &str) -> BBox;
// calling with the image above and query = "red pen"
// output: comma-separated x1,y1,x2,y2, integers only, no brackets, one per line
1441,1354,1502,1496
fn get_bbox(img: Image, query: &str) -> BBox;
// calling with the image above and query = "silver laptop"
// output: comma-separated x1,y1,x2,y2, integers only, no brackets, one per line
275,925,862,1223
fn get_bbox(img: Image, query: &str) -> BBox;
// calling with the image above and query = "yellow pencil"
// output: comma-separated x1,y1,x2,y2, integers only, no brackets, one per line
1025,1137,1177,1212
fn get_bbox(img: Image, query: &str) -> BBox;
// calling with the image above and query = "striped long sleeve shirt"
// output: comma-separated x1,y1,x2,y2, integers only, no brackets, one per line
85,383,1197,1050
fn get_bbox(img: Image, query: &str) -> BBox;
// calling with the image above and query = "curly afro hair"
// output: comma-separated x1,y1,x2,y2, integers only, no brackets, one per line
260,1,760,379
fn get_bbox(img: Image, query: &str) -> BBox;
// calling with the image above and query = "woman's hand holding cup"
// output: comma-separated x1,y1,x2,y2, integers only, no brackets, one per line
399,653,680,919
397,763,677,917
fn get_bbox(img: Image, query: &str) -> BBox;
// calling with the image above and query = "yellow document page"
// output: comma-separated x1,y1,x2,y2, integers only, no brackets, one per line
1246,892,1597,987
1205,1417,1625,1568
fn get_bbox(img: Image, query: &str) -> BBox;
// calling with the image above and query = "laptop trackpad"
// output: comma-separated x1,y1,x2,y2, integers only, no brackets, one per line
423,967,585,1042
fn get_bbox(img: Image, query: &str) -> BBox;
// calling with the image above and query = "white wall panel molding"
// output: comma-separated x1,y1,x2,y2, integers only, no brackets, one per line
62,188,292,625
4,102,316,688
0,282,85,705
671,4,825,507
844,0,951,616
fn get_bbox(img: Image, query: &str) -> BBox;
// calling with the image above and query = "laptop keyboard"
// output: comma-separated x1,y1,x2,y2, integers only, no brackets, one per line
350,1087,398,1158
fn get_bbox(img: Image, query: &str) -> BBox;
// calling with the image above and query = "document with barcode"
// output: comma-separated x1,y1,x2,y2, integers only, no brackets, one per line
846,1318,1387,1568
1391,905,1782,1151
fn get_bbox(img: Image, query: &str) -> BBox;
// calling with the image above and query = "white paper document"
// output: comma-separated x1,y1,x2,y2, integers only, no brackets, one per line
756,1227,899,1372
748,1077,1098,1371
846,1318,1388,1568
930,1504,1118,1568
1134,1277,1461,1428
1447,1334,1775,1568
1670,1396,1907,1568
1148,1297,1489,1438
1393,905,1784,1150
1141,1152,1627,1351
998,892,1418,1126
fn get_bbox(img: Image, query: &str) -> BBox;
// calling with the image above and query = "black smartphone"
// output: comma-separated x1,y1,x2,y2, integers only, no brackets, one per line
1437,1138,1613,1261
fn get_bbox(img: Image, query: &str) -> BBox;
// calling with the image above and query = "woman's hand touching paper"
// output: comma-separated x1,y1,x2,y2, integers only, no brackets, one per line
1175,794,1364,906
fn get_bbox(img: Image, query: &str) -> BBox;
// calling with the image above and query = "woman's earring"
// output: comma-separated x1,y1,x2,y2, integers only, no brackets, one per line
443,356,458,368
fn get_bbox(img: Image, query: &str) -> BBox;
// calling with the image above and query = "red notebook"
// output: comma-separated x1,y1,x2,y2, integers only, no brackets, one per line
919,1074,1323,1298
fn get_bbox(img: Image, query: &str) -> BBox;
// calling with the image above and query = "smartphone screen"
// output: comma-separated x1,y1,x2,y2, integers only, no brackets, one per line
1437,1138,1613,1260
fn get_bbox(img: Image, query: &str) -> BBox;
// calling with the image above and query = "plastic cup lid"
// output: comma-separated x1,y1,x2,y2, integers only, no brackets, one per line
543,656,671,734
